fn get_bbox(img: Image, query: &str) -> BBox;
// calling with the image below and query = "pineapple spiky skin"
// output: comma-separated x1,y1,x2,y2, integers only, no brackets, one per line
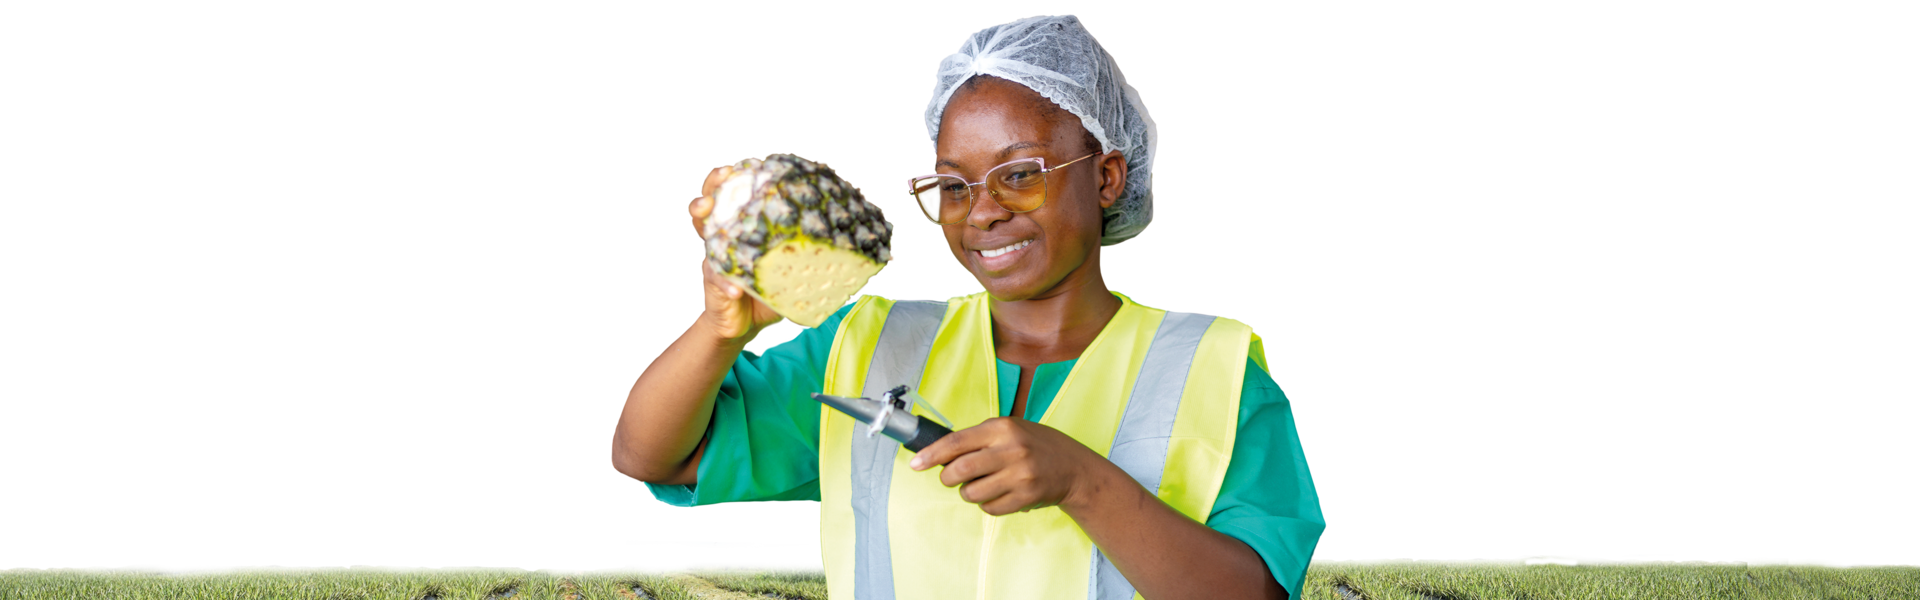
702,154,892,327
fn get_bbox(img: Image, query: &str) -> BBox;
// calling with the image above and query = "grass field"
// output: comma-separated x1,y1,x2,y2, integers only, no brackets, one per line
0,565,718,596
1303,563,1919,600
675,561,825,600
1,564,1913,600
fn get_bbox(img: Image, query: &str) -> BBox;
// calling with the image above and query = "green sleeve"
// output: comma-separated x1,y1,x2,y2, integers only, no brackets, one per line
1204,357,1326,600
644,304,854,507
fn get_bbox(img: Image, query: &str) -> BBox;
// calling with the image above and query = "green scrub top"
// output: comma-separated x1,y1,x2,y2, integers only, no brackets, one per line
647,302,1324,598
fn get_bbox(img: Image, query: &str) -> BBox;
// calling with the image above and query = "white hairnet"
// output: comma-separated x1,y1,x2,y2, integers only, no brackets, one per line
925,15,1157,245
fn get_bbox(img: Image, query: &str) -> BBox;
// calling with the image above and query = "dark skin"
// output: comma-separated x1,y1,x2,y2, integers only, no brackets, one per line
934,79,1122,419
612,76,1283,600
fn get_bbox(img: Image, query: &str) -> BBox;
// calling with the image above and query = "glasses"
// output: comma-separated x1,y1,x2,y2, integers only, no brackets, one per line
908,152,1100,224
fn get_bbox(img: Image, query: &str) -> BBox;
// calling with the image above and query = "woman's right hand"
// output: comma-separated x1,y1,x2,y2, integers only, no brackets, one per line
691,166,783,342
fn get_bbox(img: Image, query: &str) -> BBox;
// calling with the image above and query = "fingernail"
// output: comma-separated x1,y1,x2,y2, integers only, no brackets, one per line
909,457,924,470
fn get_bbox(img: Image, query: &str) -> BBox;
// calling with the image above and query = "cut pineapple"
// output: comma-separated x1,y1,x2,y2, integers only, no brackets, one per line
701,154,892,327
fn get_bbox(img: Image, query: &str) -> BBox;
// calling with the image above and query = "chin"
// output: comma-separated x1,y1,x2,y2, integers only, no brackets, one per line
970,268,1049,302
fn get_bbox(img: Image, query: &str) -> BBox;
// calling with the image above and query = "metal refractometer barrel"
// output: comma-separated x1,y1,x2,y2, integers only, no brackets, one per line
811,388,953,452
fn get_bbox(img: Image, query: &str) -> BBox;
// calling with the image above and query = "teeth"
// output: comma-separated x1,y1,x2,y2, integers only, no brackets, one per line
980,240,1031,258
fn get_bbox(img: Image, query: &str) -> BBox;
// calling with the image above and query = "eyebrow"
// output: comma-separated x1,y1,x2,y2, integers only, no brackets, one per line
936,141,1048,170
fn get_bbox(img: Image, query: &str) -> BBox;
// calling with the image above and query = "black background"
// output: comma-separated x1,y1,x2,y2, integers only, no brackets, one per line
15,5,1904,576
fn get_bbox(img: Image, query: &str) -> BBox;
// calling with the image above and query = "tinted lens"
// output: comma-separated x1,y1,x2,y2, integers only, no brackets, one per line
911,160,1049,224
987,160,1046,212
911,175,971,223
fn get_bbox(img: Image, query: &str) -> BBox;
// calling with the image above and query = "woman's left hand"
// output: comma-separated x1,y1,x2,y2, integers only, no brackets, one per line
908,417,1108,516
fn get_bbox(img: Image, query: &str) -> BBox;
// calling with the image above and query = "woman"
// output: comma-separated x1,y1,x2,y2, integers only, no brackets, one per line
613,16,1322,600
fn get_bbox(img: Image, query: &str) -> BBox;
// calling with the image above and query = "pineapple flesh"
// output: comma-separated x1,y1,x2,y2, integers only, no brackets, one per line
702,154,893,327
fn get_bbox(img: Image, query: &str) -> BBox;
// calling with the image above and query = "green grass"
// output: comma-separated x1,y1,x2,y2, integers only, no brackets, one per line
756,561,825,584
0,570,697,600
1,565,1913,600
675,561,825,600
1302,563,1920,600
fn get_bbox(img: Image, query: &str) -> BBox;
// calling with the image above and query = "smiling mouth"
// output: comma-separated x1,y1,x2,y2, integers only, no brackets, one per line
975,237,1036,273
975,239,1036,257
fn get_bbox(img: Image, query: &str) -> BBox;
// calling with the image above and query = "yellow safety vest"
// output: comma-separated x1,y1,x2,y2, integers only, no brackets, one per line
818,292,1258,600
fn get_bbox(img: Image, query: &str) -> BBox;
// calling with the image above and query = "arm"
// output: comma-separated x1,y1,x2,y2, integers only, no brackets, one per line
1068,454,1285,599
611,173,784,485
610,305,761,485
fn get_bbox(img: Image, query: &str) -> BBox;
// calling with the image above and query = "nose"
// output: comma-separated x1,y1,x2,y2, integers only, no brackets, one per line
965,186,1012,231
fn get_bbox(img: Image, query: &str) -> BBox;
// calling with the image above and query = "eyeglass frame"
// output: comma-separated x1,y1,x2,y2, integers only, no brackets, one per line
907,151,1102,224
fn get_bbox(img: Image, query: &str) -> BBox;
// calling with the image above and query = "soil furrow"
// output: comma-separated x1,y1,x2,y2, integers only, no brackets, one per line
671,575,763,600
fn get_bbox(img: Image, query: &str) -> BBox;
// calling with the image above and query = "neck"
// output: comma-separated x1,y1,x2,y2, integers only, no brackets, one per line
988,252,1123,366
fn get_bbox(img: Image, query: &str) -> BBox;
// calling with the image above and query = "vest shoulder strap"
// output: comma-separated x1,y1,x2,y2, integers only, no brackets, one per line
860,299,947,397
846,297,945,600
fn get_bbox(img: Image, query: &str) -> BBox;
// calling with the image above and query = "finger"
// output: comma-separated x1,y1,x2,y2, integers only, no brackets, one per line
702,164,729,197
913,419,1006,475
990,496,1052,515
979,496,1026,516
958,471,1013,507
938,446,1003,488
906,428,967,471
689,195,713,218
698,196,714,237
702,168,724,197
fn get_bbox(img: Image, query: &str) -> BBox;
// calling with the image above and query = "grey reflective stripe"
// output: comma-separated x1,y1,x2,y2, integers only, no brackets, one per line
851,300,946,600
1089,312,1217,600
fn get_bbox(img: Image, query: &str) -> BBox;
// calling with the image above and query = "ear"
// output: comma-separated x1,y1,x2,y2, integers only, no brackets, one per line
1096,150,1127,209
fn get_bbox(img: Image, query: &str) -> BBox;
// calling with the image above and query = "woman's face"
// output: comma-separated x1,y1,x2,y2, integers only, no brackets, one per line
934,77,1120,302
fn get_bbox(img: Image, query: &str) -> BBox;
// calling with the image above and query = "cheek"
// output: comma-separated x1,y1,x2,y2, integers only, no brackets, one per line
1055,181,1108,241
1079,195,1107,232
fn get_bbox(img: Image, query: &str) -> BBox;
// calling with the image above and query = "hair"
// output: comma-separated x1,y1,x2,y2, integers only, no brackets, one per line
955,75,1103,157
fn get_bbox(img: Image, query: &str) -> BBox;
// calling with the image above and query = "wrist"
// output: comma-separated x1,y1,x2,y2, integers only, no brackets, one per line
695,314,758,352
713,328,757,352
1060,452,1136,516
